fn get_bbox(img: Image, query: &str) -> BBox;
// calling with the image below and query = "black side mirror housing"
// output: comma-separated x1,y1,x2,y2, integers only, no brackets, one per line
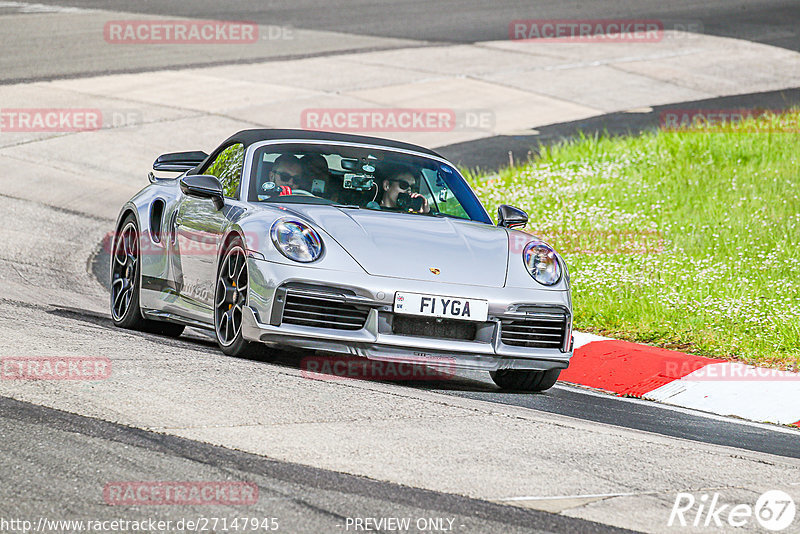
153,151,209,172
497,204,528,229
180,175,224,210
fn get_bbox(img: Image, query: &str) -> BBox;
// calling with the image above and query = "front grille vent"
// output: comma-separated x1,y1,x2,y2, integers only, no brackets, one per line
500,309,567,349
281,294,369,330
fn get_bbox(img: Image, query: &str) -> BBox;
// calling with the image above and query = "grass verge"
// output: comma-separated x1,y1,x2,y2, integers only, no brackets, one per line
464,110,800,369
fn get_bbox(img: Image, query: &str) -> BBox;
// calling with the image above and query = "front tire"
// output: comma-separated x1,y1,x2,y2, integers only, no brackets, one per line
490,368,561,392
110,214,185,338
214,238,261,357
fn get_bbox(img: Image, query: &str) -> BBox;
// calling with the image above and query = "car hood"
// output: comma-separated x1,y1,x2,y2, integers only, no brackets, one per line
283,205,509,287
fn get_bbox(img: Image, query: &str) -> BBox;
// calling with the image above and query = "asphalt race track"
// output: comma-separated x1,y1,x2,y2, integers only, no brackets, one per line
1,2,799,533
3,0,800,83
1,396,626,534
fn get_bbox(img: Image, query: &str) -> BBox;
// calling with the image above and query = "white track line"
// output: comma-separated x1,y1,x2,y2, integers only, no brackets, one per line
554,383,800,436
497,491,661,502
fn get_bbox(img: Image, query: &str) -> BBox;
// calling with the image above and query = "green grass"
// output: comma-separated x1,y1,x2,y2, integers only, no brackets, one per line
463,110,800,369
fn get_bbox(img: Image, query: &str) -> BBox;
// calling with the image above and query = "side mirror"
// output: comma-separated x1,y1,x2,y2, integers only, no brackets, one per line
497,204,528,229
180,175,224,210
153,151,209,172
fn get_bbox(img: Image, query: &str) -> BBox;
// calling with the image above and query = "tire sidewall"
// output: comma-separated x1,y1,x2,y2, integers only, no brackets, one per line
214,238,249,356
110,215,145,329
490,368,561,392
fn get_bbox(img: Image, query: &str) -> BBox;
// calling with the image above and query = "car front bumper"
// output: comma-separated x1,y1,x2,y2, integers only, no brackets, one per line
242,257,573,372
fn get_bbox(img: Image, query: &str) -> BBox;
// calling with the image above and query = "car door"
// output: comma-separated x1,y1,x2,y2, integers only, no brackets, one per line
174,143,245,321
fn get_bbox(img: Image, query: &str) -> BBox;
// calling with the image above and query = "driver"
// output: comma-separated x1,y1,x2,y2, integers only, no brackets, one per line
269,154,303,190
379,164,429,213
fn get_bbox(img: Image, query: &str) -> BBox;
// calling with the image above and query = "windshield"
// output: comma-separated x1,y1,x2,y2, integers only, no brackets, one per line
247,143,492,224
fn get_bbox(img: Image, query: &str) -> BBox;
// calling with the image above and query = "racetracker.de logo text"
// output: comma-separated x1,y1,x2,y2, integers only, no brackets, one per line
301,108,457,132
103,482,258,506
509,19,664,42
104,20,259,44
660,108,799,133
0,109,101,132
1,357,111,380
300,356,457,382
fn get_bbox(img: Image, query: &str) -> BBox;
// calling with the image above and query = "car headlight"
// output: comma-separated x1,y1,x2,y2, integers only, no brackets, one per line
523,242,561,285
270,219,323,262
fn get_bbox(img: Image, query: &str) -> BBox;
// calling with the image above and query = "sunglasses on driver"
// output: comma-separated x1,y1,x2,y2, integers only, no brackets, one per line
389,178,414,191
270,169,302,184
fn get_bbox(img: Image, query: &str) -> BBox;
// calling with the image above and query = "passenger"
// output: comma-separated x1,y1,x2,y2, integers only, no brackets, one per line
301,153,329,195
379,164,429,213
269,154,303,190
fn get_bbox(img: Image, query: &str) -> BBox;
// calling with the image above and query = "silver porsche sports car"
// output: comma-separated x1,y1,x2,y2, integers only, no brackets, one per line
111,129,573,391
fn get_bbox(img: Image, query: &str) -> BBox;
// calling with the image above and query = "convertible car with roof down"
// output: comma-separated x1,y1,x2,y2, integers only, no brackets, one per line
111,129,573,391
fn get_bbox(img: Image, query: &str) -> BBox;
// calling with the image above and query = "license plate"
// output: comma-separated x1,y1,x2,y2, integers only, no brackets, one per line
393,292,488,322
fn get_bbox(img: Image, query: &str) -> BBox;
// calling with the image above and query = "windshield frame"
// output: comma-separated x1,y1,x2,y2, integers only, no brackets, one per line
243,139,493,224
